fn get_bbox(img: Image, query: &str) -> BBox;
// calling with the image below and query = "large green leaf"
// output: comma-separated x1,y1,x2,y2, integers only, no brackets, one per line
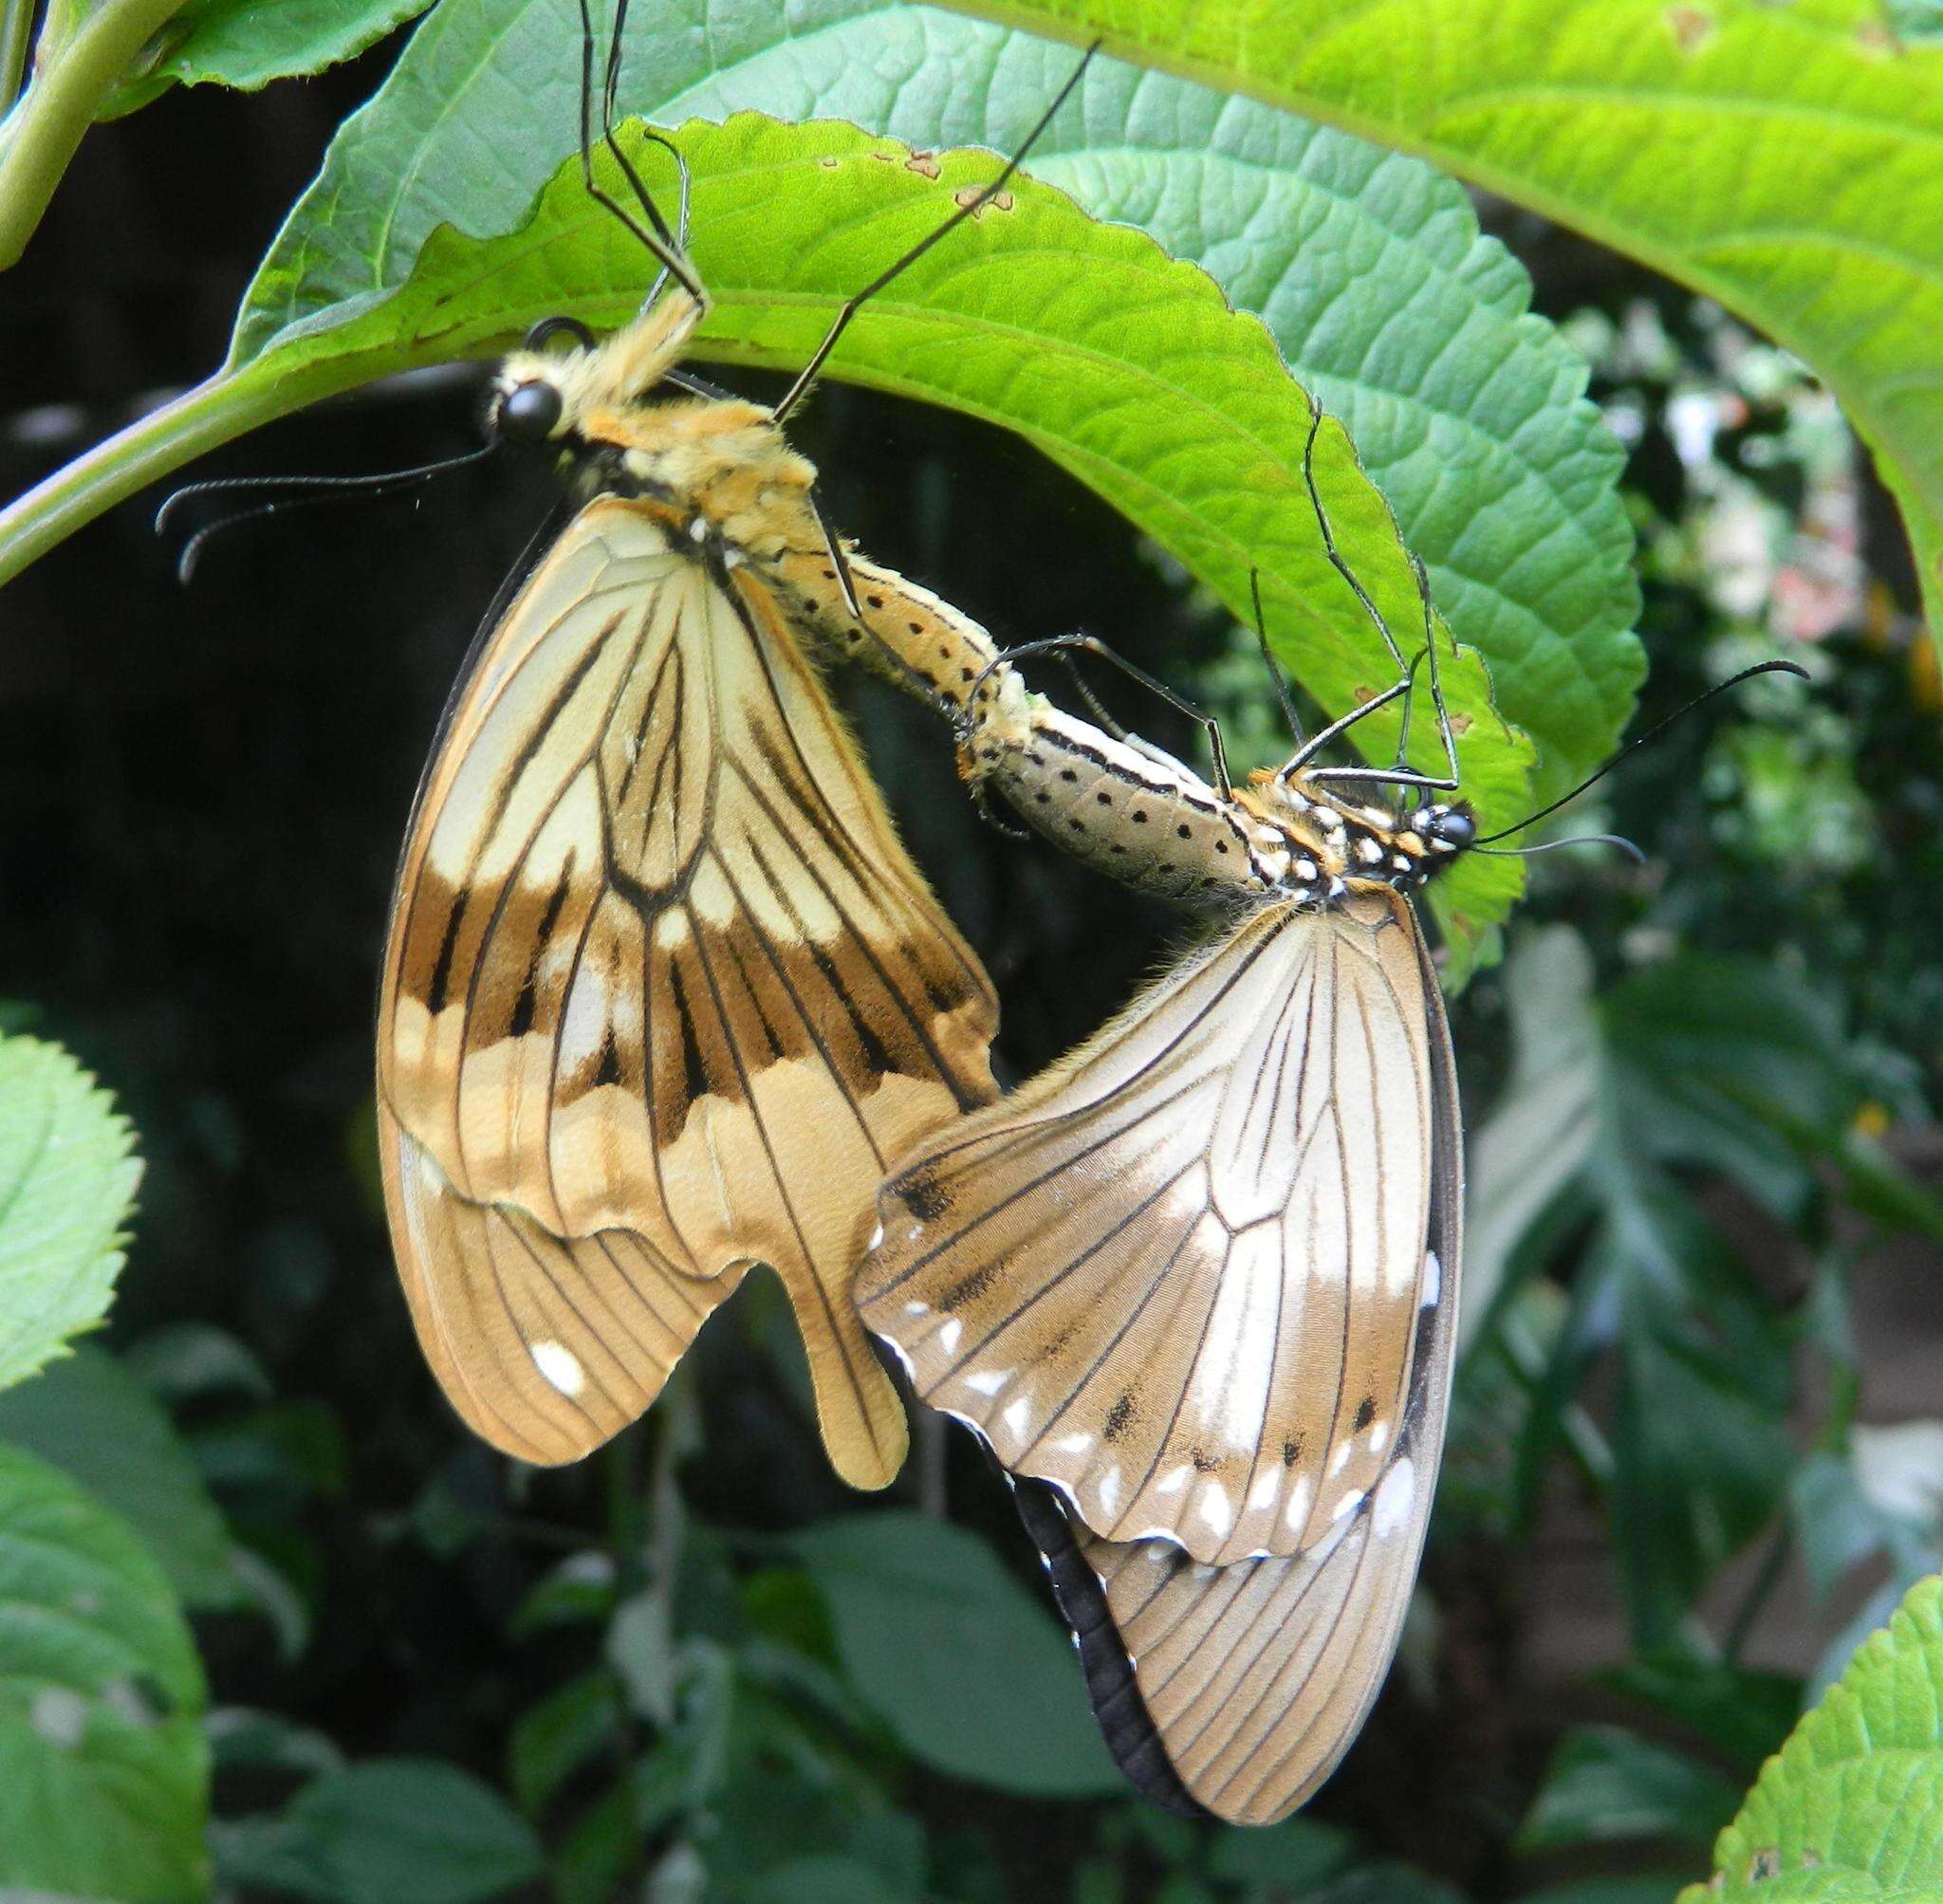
1,111,1533,951
934,0,1943,647
0,1033,141,1394
217,1758,545,1903
1519,1725,1741,1852
0,1344,239,1610
793,1509,1124,1797
0,1445,209,1902
98,0,435,117
221,0,1638,802
0,1,1639,833
1679,1573,1943,1901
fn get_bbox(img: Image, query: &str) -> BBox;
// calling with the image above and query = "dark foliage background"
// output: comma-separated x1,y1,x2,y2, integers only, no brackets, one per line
3,34,1941,1904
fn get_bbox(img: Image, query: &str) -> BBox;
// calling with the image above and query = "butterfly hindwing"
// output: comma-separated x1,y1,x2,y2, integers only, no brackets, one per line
858,890,1441,1563
995,905,1462,1822
379,497,998,1485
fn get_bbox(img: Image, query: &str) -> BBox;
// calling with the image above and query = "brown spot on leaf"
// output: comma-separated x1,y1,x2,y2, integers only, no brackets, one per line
1665,4,1713,51
953,186,1015,215
904,151,941,179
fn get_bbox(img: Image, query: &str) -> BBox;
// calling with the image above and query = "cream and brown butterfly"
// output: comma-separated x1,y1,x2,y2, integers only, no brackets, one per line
846,434,1499,1818
856,432,1805,1817
374,9,1091,1488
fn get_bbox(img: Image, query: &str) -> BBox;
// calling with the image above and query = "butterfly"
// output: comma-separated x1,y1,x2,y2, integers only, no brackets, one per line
374,16,1088,1488
856,454,1481,1818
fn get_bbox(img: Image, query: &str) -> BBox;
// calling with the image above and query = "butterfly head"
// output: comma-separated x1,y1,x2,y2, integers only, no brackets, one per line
490,294,709,453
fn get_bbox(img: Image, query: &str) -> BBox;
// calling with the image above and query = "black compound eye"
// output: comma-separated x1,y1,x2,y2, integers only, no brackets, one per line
1433,807,1476,847
498,380,564,442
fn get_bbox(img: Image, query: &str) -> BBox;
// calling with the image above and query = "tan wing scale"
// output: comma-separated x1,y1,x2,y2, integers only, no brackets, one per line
858,891,1435,1563
380,497,997,1484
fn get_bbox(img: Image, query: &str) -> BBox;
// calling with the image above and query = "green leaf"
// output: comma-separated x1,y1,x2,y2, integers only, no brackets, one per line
123,1322,272,1406
932,0,1943,647
552,1778,638,1904
0,1344,240,1610
1520,1884,1696,1904
793,1509,1124,1797
510,1670,621,1816
1602,1649,1802,1775
218,1758,545,1904
743,1856,907,1904
1519,1725,1741,1852
145,0,432,90
1680,1573,1943,1901
223,0,1638,804
1205,1815,1356,1887
0,1034,141,1393
238,112,1540,950
0,1445,209,1903
1461,925,1601,1346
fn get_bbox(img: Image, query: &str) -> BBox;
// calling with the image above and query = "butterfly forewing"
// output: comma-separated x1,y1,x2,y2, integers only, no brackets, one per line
380,497,998,1485
857,891,1437,1564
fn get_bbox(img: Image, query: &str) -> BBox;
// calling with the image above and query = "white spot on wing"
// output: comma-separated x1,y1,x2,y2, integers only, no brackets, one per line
1198,1485,1232,1535
530,1340,585,1397
1155,1464,1192,1498
937,1318,962,1356
1369,1420,1390,1455
1001,1396,1032,1438
1249,1470,1280,1509
1284,1476,1312,1530
964,1369,1009,1396
1374,1458,1416,1537
1331,1486,1366,1524
1053,1432,1093,1456
902,1299,928,1318
869,1222,885,1251
1422,1249,1442,1308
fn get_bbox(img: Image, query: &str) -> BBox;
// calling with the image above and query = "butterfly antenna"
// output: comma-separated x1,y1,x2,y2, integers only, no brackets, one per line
1478,833,1646,864
1289,397,1460,794
1474,659,1809,845
769,40,1099,425
574,0,707,310
156,444,500,583
1248,566,1305,748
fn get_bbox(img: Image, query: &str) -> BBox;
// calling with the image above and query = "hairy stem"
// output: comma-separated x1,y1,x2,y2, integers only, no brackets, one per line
0,0,189,268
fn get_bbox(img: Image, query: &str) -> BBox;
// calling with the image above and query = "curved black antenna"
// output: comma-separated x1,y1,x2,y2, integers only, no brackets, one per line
1475,659,1809,846
769,41,1100,426
574,0,706,309
1292,397,1459,794
1248,566,1306,748
1478,833,1646,864
157,443,501,582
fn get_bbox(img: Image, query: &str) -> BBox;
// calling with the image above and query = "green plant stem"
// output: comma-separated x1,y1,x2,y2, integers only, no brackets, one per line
0,0,186,267
0,370,287,587
0,0,36,114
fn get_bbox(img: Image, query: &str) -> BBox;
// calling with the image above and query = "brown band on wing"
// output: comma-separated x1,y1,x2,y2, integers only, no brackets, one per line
380,498,998,1487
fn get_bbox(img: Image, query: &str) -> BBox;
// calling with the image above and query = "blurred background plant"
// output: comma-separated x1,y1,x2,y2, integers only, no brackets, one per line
3,3,1942,1900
